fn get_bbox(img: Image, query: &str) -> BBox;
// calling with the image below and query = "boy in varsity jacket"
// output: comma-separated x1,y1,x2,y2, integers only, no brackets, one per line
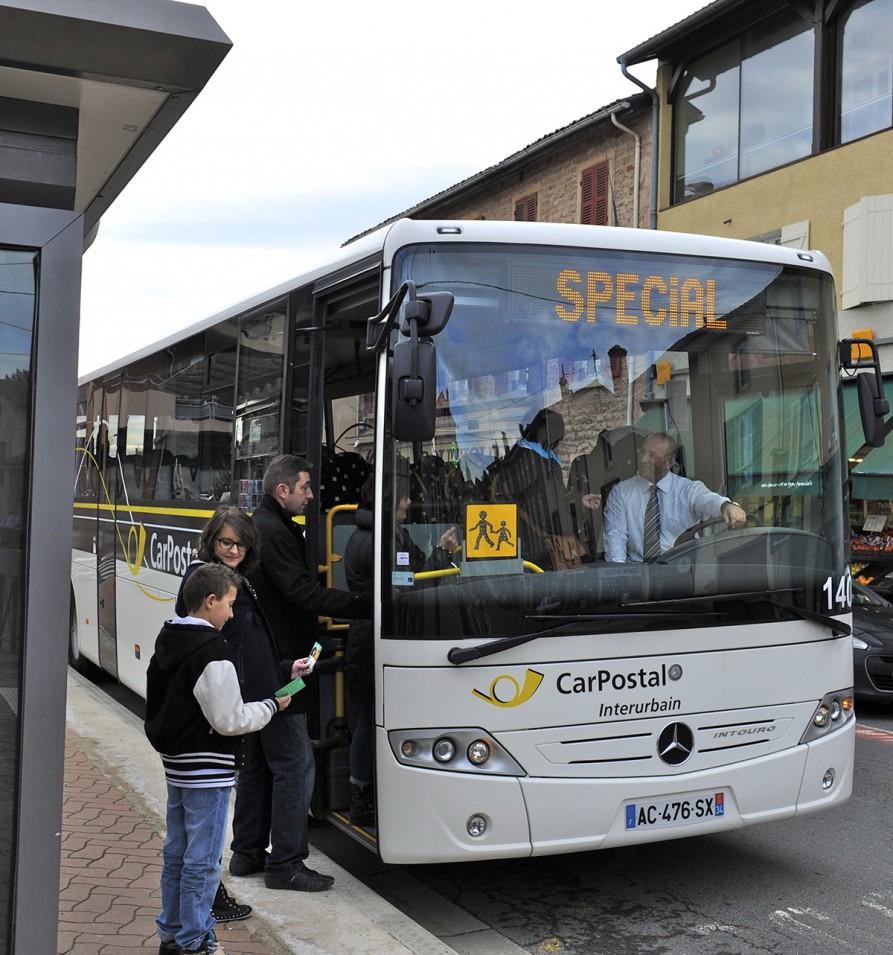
145,563,291,955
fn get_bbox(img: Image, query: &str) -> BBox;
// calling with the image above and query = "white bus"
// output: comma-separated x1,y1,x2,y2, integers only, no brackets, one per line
72,218,879,864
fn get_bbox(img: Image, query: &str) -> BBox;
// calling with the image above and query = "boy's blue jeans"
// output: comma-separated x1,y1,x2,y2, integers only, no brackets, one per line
157,783,231,951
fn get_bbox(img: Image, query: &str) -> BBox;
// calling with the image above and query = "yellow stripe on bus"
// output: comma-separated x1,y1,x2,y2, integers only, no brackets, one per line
73,500,306,524
74,502,217,519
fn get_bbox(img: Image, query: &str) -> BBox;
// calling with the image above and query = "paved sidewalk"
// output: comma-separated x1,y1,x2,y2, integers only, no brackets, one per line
61,670,458,955
59,734,285,955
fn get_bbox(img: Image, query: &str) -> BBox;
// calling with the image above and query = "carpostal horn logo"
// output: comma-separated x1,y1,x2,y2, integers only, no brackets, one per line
125,523,148,576
473,669,544,707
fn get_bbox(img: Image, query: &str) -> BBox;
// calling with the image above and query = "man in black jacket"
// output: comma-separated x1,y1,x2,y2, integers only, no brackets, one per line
250,454,371,888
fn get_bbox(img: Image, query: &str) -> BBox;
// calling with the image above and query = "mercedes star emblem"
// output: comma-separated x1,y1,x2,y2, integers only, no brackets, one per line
657,722,695,765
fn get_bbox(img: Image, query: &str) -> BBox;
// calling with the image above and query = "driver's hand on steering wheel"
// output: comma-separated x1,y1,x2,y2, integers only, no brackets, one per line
721,501,747,528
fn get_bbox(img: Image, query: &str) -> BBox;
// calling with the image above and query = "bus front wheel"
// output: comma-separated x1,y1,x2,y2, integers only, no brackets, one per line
68,598,94,676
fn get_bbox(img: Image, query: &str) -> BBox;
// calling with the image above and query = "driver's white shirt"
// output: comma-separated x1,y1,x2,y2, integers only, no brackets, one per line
603,471,729,563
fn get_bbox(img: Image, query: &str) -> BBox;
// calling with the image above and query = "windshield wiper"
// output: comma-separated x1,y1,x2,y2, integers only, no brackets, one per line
624,589,851,637
447,611,711,665
763,600,851,637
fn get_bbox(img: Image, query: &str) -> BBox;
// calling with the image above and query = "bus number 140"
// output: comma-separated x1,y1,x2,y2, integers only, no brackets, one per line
821,573,852,611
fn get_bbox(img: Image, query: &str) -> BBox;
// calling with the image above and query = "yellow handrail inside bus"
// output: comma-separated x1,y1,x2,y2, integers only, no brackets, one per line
318,503,358,726
415,559,544,580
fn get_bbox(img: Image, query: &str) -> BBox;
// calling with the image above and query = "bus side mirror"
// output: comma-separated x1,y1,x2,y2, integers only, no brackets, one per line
840,338,889,448
857,373,887,447
391,288,454,442
393,336,437,440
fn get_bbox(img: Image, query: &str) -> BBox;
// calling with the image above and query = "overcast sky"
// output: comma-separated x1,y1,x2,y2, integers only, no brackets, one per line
78,0,704,377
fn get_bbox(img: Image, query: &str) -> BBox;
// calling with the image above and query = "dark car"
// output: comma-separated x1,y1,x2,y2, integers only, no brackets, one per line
852,580,893,701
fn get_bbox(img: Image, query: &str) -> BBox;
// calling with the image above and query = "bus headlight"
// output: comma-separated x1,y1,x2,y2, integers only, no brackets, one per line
433,737,456,763
389,728,525,776
467,740,491,765
800,688,854,744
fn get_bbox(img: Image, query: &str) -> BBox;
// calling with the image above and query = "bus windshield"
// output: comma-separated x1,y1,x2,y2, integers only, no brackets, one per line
383,242,847,641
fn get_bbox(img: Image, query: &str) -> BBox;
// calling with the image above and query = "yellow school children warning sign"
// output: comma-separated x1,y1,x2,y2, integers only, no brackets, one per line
465,503,517,559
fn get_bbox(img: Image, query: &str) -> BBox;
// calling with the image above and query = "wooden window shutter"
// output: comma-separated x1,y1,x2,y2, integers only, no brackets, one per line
581,161,609,225
514,192,538,222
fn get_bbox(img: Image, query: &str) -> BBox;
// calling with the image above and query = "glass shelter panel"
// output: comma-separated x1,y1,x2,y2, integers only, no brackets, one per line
0,248,36,953
384,243,845,645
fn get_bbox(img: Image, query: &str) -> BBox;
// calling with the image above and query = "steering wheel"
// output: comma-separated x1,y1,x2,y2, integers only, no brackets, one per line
672,511,763,548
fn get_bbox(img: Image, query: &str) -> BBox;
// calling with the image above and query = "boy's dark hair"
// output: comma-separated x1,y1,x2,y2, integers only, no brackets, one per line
262,454,313,496
198,506,259,575
181,563,240,616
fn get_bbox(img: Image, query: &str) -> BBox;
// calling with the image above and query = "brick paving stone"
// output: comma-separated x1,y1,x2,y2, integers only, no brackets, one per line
59,730,293,955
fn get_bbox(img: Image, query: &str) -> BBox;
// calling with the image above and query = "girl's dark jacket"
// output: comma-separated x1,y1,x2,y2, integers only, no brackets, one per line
176,561,296,713
144,618,277,787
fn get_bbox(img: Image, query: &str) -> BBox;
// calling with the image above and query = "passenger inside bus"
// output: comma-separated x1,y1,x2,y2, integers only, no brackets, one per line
486,409,585,570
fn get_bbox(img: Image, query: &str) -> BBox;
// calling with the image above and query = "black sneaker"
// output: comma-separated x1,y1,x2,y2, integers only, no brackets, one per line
182,929,224,953
228,851,267,877
212,881,252,922
158,941,180,954
264,862,334,892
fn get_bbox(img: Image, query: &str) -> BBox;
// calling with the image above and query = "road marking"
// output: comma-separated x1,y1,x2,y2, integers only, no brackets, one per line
769,908,850,946
856,723,893,743
691,923,738,937
861,892,893,920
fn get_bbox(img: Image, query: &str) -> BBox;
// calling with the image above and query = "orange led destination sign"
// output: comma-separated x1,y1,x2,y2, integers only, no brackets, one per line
555,269,727,330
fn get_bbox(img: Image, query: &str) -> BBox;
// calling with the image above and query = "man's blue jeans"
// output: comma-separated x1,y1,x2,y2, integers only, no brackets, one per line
231,712,314,875
157,784,230,951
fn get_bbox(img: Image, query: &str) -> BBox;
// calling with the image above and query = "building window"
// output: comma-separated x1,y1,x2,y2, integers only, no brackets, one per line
673,9,814,201
580,161,609,225
514,192,537,221
840,0,893,144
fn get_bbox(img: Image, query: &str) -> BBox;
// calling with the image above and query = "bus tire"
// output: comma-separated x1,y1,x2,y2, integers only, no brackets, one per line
68,596,94,676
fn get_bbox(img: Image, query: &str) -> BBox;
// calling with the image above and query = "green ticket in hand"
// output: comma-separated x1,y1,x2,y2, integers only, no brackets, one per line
275,676,305,698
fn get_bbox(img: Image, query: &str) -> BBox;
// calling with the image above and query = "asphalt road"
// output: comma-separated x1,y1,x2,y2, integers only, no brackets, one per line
314,704,893,955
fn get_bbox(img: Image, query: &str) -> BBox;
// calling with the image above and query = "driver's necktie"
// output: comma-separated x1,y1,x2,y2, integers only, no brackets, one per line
643,484,661,561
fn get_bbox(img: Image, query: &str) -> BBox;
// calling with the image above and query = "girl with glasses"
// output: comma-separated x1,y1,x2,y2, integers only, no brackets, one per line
175,506,313,923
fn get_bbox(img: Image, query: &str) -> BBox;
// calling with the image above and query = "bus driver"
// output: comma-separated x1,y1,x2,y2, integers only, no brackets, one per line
603,432,747,563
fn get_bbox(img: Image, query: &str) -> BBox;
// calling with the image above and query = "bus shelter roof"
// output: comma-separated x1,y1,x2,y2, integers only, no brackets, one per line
0,0,231,244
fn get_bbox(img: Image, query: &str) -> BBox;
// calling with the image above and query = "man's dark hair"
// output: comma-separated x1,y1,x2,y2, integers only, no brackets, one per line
262,454,313,496
181,562,240,616
198,505,259,575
